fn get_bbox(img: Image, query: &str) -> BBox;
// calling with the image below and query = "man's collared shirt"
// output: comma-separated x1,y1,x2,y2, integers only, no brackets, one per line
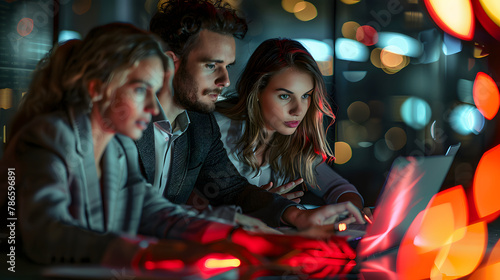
153,111,190,195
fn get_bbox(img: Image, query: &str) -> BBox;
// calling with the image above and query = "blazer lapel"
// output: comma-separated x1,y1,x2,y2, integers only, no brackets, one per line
70,109,105,232
135,124,155,184
167,132,189,203
100,139,126,231
135,99,167,184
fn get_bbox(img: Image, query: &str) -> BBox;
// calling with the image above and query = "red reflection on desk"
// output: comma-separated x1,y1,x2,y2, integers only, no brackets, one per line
144,259,184,271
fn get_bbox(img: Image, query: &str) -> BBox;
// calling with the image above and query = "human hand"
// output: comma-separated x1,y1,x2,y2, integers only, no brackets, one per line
262,178,304,203
282,201,365,230
234,212,283,235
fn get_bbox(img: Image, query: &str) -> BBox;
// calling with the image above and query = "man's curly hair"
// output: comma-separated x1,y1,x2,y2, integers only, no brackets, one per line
150,0,248,57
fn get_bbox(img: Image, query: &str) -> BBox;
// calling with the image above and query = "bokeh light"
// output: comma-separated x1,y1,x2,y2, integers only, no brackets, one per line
347,101,370,124
473,0,500,41
58,30,82,43
282,0,303,13
473,72,500,120
295,38,332,61
473,144,500,223
380,48,404,68
72,0,92,15
449,104,485,135
340,0,361,4
400,97,432,130
416,29,442,64
293,1,317,21
443,33,463,55
424,0,475,40
316,55,333,76
397,186,486,280
343,71,367,82
377,32,423,57
17,18,33,37
356,25,378,46
469,238,500,279
380,48,410,73
385,127,407,151
340,120,368,147
370,48,383,68
335,38,369,62
0,88,13,110
334,141,352,165
342,21,361,40
474,43,490,58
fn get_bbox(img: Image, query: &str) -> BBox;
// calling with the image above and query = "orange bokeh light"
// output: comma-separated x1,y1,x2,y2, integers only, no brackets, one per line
473,72,500,120
424,0,475,40
397,186,485,280
473,144,500,222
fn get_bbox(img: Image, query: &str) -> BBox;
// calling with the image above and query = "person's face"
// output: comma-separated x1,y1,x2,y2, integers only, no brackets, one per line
173,29,235,113
103,56,162,140
258,67,314,136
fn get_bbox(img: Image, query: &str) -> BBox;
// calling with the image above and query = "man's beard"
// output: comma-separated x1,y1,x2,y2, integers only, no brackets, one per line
173,62,222,113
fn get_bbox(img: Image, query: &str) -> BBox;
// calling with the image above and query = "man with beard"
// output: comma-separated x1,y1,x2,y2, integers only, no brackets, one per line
136,0,364,230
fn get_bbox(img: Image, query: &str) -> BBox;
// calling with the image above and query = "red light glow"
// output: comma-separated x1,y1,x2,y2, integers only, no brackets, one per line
473,144,500,222
356,25,378,46
424,0,475,40
473,72,500,120
144,259,185,271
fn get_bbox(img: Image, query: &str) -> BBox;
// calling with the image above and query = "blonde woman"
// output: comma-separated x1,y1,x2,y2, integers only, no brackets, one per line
216,38,368,214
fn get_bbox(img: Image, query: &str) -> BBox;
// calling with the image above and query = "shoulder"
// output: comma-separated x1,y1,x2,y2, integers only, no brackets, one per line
13,111,76,148
186,111,218,133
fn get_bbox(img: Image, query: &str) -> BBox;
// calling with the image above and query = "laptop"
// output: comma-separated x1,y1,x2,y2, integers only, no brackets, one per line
339,143,460,261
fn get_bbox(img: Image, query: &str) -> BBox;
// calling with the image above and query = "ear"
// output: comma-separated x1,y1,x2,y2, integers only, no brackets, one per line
165,51,181,72
88,79,104,102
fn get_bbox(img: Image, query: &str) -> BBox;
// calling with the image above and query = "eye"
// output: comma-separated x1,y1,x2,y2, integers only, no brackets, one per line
226,64,232,70
302,93,311,99
135,86,147,95
279,94,290,100
205,63,216,70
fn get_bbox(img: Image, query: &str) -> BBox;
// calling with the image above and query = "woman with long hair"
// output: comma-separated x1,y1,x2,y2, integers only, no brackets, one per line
0,22,254,266
216,38,367,212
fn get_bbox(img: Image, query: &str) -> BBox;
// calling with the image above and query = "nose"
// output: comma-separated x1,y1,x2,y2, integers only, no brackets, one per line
145,92,159,116
289,99,305,117
215,67,230,88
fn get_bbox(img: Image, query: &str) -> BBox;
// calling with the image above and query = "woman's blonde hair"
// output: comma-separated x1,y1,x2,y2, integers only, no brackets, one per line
7,23,170,144
218,38,335,187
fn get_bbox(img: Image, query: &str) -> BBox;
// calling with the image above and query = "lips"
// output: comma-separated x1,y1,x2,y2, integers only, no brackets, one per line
136,120,150,130
284,121,300,128
208,93,219,102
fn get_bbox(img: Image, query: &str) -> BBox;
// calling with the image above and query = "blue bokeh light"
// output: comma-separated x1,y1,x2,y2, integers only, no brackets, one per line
335,38,369,62
400,97,432,130
449,104,485,135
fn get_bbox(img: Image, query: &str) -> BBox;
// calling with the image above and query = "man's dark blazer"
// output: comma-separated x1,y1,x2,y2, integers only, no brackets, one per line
136,110,296,227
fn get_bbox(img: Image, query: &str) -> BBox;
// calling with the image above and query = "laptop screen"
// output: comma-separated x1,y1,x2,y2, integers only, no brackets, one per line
356,148,457,260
